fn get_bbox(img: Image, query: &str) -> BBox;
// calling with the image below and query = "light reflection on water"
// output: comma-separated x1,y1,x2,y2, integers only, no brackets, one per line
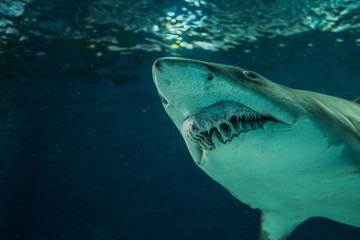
1,0,360,55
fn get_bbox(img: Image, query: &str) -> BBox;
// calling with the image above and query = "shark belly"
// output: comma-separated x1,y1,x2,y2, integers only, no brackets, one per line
201,122,360,227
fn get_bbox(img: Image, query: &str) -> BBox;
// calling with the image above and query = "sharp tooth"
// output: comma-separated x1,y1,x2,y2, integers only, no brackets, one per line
228,120,237,136
196,121,205,132
202,139,211,150
238,121,243,131
239,121,244,132
258,120,264,129
203,131,215,149
204,121,210,132
198,140,207,150
211,130,221,147
229,116,239,130
195,132,203,139
189,130,197,140
219,123,231,142
191,124,200,135
215,129,225,143
206,140,215,150
217,126,226,139
192,119,199,129
195,136,209,150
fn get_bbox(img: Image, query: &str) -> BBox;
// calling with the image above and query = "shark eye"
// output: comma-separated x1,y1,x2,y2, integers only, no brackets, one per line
242,70,252,79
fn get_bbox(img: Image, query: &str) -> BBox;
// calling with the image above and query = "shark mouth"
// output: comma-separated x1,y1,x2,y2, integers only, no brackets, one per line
183,101,277,151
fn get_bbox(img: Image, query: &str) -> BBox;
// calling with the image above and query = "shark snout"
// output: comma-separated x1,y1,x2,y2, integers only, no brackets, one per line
152,57,213,87
152,58,175,107
153,57,204,95
152,57,181,75
152,57,221,116
152,57,242,115
152,58,173,87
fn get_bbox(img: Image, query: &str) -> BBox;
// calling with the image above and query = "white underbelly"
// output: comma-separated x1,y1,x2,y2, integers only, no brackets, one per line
199,126,360,227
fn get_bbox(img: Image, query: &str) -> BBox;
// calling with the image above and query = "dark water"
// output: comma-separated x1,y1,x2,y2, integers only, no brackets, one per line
1,0,360,239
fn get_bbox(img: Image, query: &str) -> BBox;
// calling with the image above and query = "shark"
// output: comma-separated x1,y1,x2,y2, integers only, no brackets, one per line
152,57,360,240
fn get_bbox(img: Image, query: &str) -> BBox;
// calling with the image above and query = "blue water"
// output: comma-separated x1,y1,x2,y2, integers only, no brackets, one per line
1,0,360,239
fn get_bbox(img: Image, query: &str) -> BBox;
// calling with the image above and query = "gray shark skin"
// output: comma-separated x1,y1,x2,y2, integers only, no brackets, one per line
152,57,360,240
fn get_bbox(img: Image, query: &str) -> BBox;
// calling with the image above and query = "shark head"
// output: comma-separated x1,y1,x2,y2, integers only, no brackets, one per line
152,57,299,165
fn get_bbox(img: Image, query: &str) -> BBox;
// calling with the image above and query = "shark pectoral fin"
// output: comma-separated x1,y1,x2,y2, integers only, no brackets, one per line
259,211,306,240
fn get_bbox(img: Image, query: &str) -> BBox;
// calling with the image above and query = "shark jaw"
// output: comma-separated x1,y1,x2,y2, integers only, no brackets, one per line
182,101,279,151
179,100,294,166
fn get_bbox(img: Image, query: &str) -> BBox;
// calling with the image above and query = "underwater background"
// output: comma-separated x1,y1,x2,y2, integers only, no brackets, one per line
1,0,360,239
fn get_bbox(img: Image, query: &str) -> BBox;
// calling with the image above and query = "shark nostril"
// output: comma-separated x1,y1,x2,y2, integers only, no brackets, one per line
160,95,168,105
164,79,171,86
207,73,214,81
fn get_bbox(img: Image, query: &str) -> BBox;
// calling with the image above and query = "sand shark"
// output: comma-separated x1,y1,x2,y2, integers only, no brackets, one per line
152,57,360,240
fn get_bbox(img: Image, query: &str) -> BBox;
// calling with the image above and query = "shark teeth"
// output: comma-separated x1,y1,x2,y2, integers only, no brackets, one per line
183,101,271,151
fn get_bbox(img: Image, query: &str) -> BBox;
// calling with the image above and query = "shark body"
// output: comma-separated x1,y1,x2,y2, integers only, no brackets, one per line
152,57,360,240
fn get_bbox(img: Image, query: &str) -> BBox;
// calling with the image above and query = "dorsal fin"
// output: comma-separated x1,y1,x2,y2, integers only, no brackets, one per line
353,96,360,104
